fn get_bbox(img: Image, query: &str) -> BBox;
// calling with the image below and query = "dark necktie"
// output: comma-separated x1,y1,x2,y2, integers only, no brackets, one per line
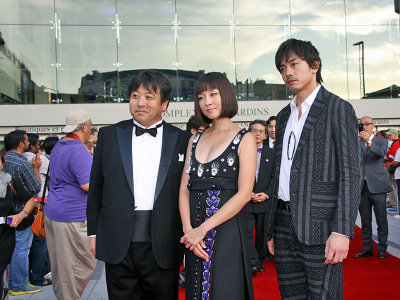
134,122,163,137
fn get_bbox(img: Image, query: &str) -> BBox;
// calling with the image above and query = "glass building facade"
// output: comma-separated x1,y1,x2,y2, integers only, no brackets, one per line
0,0,399,105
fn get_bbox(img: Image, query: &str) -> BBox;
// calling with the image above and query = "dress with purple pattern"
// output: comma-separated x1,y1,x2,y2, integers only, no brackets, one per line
185,129,254,300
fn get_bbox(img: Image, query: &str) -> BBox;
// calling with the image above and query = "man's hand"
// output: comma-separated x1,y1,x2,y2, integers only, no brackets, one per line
267,238,274,255
251,192,268,203
324,233,349,265
89,236,96,256
31,153,42,169
358,131,370,143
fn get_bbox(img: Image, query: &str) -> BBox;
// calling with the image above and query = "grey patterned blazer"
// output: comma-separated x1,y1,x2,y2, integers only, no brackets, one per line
267,86,361,245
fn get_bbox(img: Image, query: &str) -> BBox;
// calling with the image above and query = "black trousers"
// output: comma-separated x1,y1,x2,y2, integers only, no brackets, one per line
273,207,343,300
359,182,388,252
246,211,269,267
105,242,179,300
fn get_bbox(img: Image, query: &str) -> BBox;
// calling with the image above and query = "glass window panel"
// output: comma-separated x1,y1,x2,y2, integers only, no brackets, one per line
288,26,349,100
177,0,233,25
0,25,56,104
234,0,289,26
56,26,117,102
235,26,293,100
347,25,400,100
118,26,176,70
118,26,177,101
177,26,236,90
56,0,116,25
290,0,345,26
118,0,175,25
346,0,399,26
1,0,54,25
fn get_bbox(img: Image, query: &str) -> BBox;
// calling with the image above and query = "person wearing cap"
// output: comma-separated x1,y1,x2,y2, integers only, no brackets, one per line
355,116,393,259
384,128,400,163
44,109,97,300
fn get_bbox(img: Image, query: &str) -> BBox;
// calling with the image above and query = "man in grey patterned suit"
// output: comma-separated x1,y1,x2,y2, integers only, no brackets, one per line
266,39,361,299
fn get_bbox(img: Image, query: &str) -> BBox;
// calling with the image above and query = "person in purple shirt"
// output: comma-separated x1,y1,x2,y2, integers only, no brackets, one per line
44,109,96,300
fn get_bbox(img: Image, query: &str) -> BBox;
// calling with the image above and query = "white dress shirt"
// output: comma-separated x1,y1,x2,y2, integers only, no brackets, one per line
268,137,275,149
132,119,163,210
278,85,321,202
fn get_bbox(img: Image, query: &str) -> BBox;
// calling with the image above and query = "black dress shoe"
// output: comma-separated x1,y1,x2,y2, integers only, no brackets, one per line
354,249,373,258
251,266,258,276
378,251,388,259
257,266,265,272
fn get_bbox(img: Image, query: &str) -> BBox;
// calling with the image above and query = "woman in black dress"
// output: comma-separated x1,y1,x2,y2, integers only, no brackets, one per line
0,152,35,299
179,72,257,300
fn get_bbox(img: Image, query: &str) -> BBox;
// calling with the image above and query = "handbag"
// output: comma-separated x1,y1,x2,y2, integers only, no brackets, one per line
31,165,49,238
8,182,35,231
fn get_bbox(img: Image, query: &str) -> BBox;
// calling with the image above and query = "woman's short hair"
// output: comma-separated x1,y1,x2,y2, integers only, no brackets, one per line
194,72,238,126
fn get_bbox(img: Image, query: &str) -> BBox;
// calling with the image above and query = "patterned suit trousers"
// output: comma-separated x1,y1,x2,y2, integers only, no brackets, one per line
273,207,343,300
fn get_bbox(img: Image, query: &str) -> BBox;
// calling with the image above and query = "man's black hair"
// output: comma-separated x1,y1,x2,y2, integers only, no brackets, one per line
128,70,172,108
27,133,40,152
4,130,27,151
249,119,268,133
275,38,323,84
266,116,276,126
186,115,201,134
42,137,59,155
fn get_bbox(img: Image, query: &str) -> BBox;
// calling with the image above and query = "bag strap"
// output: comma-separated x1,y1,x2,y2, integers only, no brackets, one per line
8,182,17,195
40,164,50,206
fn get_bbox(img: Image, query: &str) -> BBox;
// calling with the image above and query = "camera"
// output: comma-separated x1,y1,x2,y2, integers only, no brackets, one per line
358,124,364,133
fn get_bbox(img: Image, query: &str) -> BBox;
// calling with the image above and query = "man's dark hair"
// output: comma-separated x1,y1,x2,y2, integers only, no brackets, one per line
194,72,238,126
128,70,172,107
42,137,59,155
90,128,98,135
266,116,276,126
186,115,201,134
4,130,27,151
27,133,40,152
378,130,387,137
275,38,323,84
249,119,268,133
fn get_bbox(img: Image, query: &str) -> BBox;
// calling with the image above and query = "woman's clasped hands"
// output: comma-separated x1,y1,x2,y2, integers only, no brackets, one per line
180,226,210,260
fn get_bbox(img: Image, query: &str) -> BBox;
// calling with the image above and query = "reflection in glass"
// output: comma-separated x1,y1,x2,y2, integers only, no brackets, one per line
0,0,399,104
118,0,175,25
234,0,289,26
0,25,56,104
56,0,116,25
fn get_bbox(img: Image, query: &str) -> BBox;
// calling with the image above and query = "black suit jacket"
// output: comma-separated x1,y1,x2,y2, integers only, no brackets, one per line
87,120,189,268
247,140,275,214
267,86,361,245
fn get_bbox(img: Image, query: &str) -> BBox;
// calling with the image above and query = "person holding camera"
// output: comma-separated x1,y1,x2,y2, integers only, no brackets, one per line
355,116,393,259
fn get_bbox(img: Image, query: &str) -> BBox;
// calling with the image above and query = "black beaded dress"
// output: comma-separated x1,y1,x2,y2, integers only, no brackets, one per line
185,129,254,300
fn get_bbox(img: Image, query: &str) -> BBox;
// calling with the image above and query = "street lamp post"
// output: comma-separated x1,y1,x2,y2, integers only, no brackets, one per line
353,41,365,98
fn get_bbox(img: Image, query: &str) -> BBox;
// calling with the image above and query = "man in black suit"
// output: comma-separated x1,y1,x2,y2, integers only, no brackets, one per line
355,116,392,259
265,116,276,149
267,39,360,299
246,120,275,276
87,70,189,300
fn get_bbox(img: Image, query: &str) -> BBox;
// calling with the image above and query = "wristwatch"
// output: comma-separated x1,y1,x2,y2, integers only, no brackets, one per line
20,210,28,218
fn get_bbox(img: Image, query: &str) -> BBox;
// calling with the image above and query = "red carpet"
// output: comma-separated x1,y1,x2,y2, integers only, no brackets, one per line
179,226,400,299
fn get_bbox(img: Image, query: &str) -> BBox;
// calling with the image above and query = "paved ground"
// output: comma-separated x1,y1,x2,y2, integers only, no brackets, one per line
4,211,400,300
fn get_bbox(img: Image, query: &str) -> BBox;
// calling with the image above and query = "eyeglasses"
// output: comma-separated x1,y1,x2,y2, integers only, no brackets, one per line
287,131,297,160
251,128,265,135
361,123,373,127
